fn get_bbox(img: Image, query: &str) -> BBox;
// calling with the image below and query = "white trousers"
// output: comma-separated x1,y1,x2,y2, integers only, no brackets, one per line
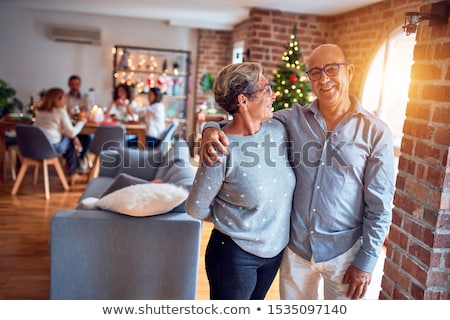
279,240,362,300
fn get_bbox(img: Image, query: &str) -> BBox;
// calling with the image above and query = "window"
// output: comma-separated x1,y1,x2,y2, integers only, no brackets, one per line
361,30,415,149
232,41,244,64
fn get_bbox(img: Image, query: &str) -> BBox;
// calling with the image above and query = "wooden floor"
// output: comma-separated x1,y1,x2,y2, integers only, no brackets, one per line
0,167,280,300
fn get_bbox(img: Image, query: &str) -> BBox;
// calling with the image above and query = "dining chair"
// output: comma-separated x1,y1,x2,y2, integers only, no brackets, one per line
87,124,126,181
157,120,179,155
4,134,19,180
11,124,69,200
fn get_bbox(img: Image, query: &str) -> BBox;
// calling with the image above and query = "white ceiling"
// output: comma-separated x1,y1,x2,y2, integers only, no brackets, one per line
2,0,385,30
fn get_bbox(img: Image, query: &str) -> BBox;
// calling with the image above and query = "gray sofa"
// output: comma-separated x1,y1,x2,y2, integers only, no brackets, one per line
50,139,202,300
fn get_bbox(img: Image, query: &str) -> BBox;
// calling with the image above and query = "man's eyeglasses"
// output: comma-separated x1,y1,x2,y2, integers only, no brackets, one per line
306,63,347,81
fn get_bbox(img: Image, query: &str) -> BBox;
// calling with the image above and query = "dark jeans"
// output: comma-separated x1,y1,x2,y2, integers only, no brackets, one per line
205,229,283,300
53,136,78,175
77,133,92,160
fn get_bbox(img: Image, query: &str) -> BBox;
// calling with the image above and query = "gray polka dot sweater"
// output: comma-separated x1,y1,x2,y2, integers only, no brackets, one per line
186,119,295,258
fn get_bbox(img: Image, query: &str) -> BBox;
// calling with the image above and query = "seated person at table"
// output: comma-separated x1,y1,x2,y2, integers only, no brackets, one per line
128,87,166,148
65,74,92,171
105,84,137,121
35,87,87,185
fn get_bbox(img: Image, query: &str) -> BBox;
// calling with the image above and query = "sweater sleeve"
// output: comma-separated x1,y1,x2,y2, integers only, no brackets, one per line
185,157,226,221
59,108,85,138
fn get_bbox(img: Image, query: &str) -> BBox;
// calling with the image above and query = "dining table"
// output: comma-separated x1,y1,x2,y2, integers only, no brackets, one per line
80,120,147,149
0,118,147,183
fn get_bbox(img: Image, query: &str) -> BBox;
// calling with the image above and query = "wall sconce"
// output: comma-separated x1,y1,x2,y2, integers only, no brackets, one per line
402,0,450,36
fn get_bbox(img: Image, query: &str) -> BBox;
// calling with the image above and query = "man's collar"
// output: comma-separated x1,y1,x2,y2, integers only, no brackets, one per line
308,95,363,116
68,91,81,99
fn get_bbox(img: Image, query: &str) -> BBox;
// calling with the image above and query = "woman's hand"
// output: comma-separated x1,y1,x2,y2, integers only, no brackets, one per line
77,111,87,122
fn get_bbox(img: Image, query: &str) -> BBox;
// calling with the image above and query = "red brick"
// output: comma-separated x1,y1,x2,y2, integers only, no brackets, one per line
387,225,408,250
410,64,442,81
401,254,427,284
434,126,450,146
411,281,425,299
416,163,425,180
400,137,413,156
405,178,428,203
383,258,410,291
428,188,442,210
423,207,438,227
441,193,450,211
434,42,450,59
445,252,450,268
395,175,405,191
423,291,445,299
393,192,417,214
434,234,450,249
445,149,450,167
414,141,442,165
392,246,404,266
413,123,436,140
425,165,444,188
385,240,394,258
443,172,450,190
426,271,449,287
393,287,409,299
380,275,394,298
397,157,415,175
391,207,404,228
432,106,450,125
408,241,432,265
413,44,432,61
405,102,432,120
429,252,443,268
408,83,420,99
379,290,390,300
403,215,434,247
422,84,450,103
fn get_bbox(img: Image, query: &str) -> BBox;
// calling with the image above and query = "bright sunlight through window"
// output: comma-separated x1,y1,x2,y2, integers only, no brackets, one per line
361,30,416,149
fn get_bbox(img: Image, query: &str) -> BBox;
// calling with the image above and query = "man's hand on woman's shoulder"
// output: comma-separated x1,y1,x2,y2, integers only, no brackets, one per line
199,127,229,167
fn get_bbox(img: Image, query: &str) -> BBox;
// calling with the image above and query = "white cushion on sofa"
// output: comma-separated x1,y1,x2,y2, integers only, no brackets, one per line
86,183,188,217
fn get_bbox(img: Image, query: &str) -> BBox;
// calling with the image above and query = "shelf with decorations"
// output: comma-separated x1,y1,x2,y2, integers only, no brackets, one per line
112,45,191,135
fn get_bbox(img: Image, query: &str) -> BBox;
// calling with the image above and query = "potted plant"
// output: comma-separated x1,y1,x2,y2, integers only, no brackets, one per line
200,72,215,94
0,79,16,118
199,72,219,114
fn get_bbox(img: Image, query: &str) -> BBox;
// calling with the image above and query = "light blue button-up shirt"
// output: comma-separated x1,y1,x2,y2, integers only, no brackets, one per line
274,96,395,273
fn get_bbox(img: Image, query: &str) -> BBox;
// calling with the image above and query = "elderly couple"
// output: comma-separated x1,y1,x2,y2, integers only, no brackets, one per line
186,43,395,300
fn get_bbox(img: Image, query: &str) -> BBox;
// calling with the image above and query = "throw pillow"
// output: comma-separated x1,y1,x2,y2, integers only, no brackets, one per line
100,173,149,198
95,183,189,217
76,197,99,210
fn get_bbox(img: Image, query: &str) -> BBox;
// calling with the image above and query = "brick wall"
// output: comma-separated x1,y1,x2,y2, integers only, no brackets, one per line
378,0,450,300
329,0,424,98
194,0,450,299
195,1,425,102
195,30,232,108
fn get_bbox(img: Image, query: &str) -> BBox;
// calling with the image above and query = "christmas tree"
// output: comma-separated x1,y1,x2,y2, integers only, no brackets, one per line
271,25,313,111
